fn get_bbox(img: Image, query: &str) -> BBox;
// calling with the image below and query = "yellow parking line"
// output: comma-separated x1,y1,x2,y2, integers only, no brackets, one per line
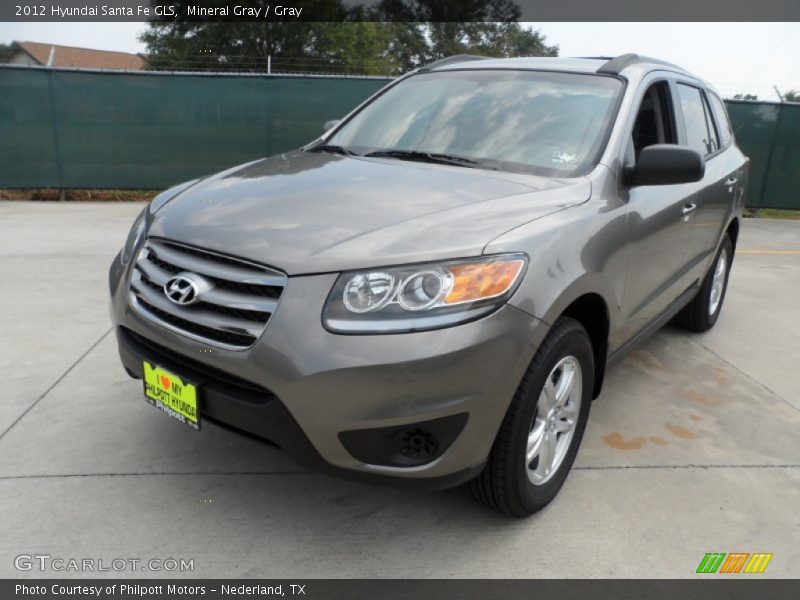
738,249,800,255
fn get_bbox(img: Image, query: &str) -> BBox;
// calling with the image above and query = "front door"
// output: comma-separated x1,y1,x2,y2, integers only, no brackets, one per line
617,79,697,345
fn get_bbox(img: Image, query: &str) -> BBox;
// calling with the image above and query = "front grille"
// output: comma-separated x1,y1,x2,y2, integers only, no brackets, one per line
135,296,257,347
147,253,282,299
129,238,287,348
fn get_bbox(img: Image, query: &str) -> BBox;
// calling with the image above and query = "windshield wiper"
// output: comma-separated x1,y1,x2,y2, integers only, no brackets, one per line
363,149,483,169
308,144,358,156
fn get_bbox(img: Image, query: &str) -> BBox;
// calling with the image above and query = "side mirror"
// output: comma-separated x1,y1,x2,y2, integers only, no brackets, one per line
625,144,704,186
323,119,341,133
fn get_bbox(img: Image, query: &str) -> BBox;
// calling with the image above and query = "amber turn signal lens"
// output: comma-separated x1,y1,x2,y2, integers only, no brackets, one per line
444,259,525,305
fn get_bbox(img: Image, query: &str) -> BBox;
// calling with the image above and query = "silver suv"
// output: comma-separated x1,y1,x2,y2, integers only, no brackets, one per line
110,54,747,516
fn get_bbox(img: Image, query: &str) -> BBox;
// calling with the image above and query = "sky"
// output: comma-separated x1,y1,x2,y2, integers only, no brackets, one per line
1,21,798,99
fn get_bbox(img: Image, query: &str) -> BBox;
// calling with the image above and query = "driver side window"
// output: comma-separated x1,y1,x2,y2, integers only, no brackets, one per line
629,82,677,161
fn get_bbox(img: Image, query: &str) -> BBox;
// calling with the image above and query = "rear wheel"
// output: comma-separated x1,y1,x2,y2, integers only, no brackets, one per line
469,317,593,517
672,234,733,332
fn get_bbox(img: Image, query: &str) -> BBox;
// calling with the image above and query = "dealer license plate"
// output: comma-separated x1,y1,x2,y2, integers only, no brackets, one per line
143,361,200,430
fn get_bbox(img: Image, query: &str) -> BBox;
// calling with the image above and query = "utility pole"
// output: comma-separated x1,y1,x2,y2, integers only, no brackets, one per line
773,85,784,102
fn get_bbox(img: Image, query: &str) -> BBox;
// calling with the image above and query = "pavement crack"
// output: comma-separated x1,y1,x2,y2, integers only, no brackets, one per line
687,336,799,413
574,464,800,470
0,327,113,443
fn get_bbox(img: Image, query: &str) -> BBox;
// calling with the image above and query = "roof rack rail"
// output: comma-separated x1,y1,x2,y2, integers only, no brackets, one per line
418,54,490,72
596,53,640,75
597,53,683,75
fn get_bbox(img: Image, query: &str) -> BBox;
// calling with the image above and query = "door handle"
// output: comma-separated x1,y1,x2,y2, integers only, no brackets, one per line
725,177,738,186
682,203,697,216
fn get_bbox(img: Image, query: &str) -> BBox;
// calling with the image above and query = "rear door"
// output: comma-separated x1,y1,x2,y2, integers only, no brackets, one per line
674,83,744,280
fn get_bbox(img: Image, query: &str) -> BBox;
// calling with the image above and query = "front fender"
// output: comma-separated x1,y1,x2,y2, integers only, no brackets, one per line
484,195,628,341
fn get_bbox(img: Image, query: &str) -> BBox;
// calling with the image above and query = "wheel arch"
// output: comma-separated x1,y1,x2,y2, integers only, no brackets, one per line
538,275,617,399
726,216,740,250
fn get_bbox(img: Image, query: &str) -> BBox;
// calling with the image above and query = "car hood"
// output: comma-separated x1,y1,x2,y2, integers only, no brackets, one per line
149,151,590,275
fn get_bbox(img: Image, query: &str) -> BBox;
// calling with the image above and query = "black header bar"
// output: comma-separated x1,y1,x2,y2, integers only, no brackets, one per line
2,0,800,22
4,579,800,600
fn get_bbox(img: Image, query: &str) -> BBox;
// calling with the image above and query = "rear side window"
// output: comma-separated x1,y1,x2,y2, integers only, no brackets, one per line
677,84,718,156
707,93,733,147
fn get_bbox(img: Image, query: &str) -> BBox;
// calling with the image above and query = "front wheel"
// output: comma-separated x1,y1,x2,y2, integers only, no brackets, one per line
469,317,593,517
672,234,734,332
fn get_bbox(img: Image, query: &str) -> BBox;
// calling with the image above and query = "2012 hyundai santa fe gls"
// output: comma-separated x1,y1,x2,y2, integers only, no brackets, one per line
109,54,747,517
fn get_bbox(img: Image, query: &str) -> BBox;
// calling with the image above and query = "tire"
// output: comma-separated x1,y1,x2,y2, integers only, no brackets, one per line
469,317,594,517
672,234,734,333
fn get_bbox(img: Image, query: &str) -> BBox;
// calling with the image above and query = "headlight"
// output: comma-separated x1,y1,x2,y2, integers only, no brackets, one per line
323,254,527,334
120,208,147,264
343,272,396,313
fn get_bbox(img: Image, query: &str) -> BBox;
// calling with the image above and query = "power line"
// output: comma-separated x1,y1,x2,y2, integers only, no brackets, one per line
744,22,794,87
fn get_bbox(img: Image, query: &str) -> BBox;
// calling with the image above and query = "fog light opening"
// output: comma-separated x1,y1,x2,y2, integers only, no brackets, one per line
338,413,468,468
397,428,438,461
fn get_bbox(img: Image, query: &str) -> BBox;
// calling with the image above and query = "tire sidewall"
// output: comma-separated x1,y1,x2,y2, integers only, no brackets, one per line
705,236,734,328
514,325,594,513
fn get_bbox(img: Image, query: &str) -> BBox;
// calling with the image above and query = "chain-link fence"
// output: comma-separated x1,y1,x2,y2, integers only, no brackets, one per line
1,65,798,209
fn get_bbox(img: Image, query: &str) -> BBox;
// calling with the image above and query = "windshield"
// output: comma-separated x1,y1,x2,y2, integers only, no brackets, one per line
326,69,623,177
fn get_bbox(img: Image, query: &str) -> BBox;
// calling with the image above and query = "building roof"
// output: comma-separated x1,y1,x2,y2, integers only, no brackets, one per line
13,41,145,70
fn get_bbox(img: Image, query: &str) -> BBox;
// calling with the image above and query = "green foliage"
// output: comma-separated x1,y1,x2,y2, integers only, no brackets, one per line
733,93,759,101
425,23,558,64
141,22,318,72
0,43,17,62
314,23,401,75
140,0,558,75
783,90,799,102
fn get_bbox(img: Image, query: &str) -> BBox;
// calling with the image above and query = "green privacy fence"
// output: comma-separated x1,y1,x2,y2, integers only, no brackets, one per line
0,66,389,189
725,100,800,210
1,66,798,209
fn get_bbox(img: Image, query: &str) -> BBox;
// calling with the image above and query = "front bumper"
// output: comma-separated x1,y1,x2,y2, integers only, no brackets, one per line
110,251,548,489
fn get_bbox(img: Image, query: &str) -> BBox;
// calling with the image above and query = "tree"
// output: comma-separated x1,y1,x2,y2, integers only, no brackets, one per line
733,93,758,101
314,23,401,75
0,43,17,63
425,22,557,63
141,0,350,72
140,0,558,75
373,1,557,70
783,90,800,102
142,21,316,72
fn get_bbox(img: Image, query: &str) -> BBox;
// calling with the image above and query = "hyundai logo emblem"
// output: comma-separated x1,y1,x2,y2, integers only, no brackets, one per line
164,274,200,306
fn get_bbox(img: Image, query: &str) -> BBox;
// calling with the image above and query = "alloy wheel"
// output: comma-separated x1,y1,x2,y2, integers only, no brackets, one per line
709,247,728,316
526,356,583,486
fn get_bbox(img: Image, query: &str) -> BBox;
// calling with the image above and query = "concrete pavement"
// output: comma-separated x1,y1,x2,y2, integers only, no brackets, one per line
1,201,798,578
